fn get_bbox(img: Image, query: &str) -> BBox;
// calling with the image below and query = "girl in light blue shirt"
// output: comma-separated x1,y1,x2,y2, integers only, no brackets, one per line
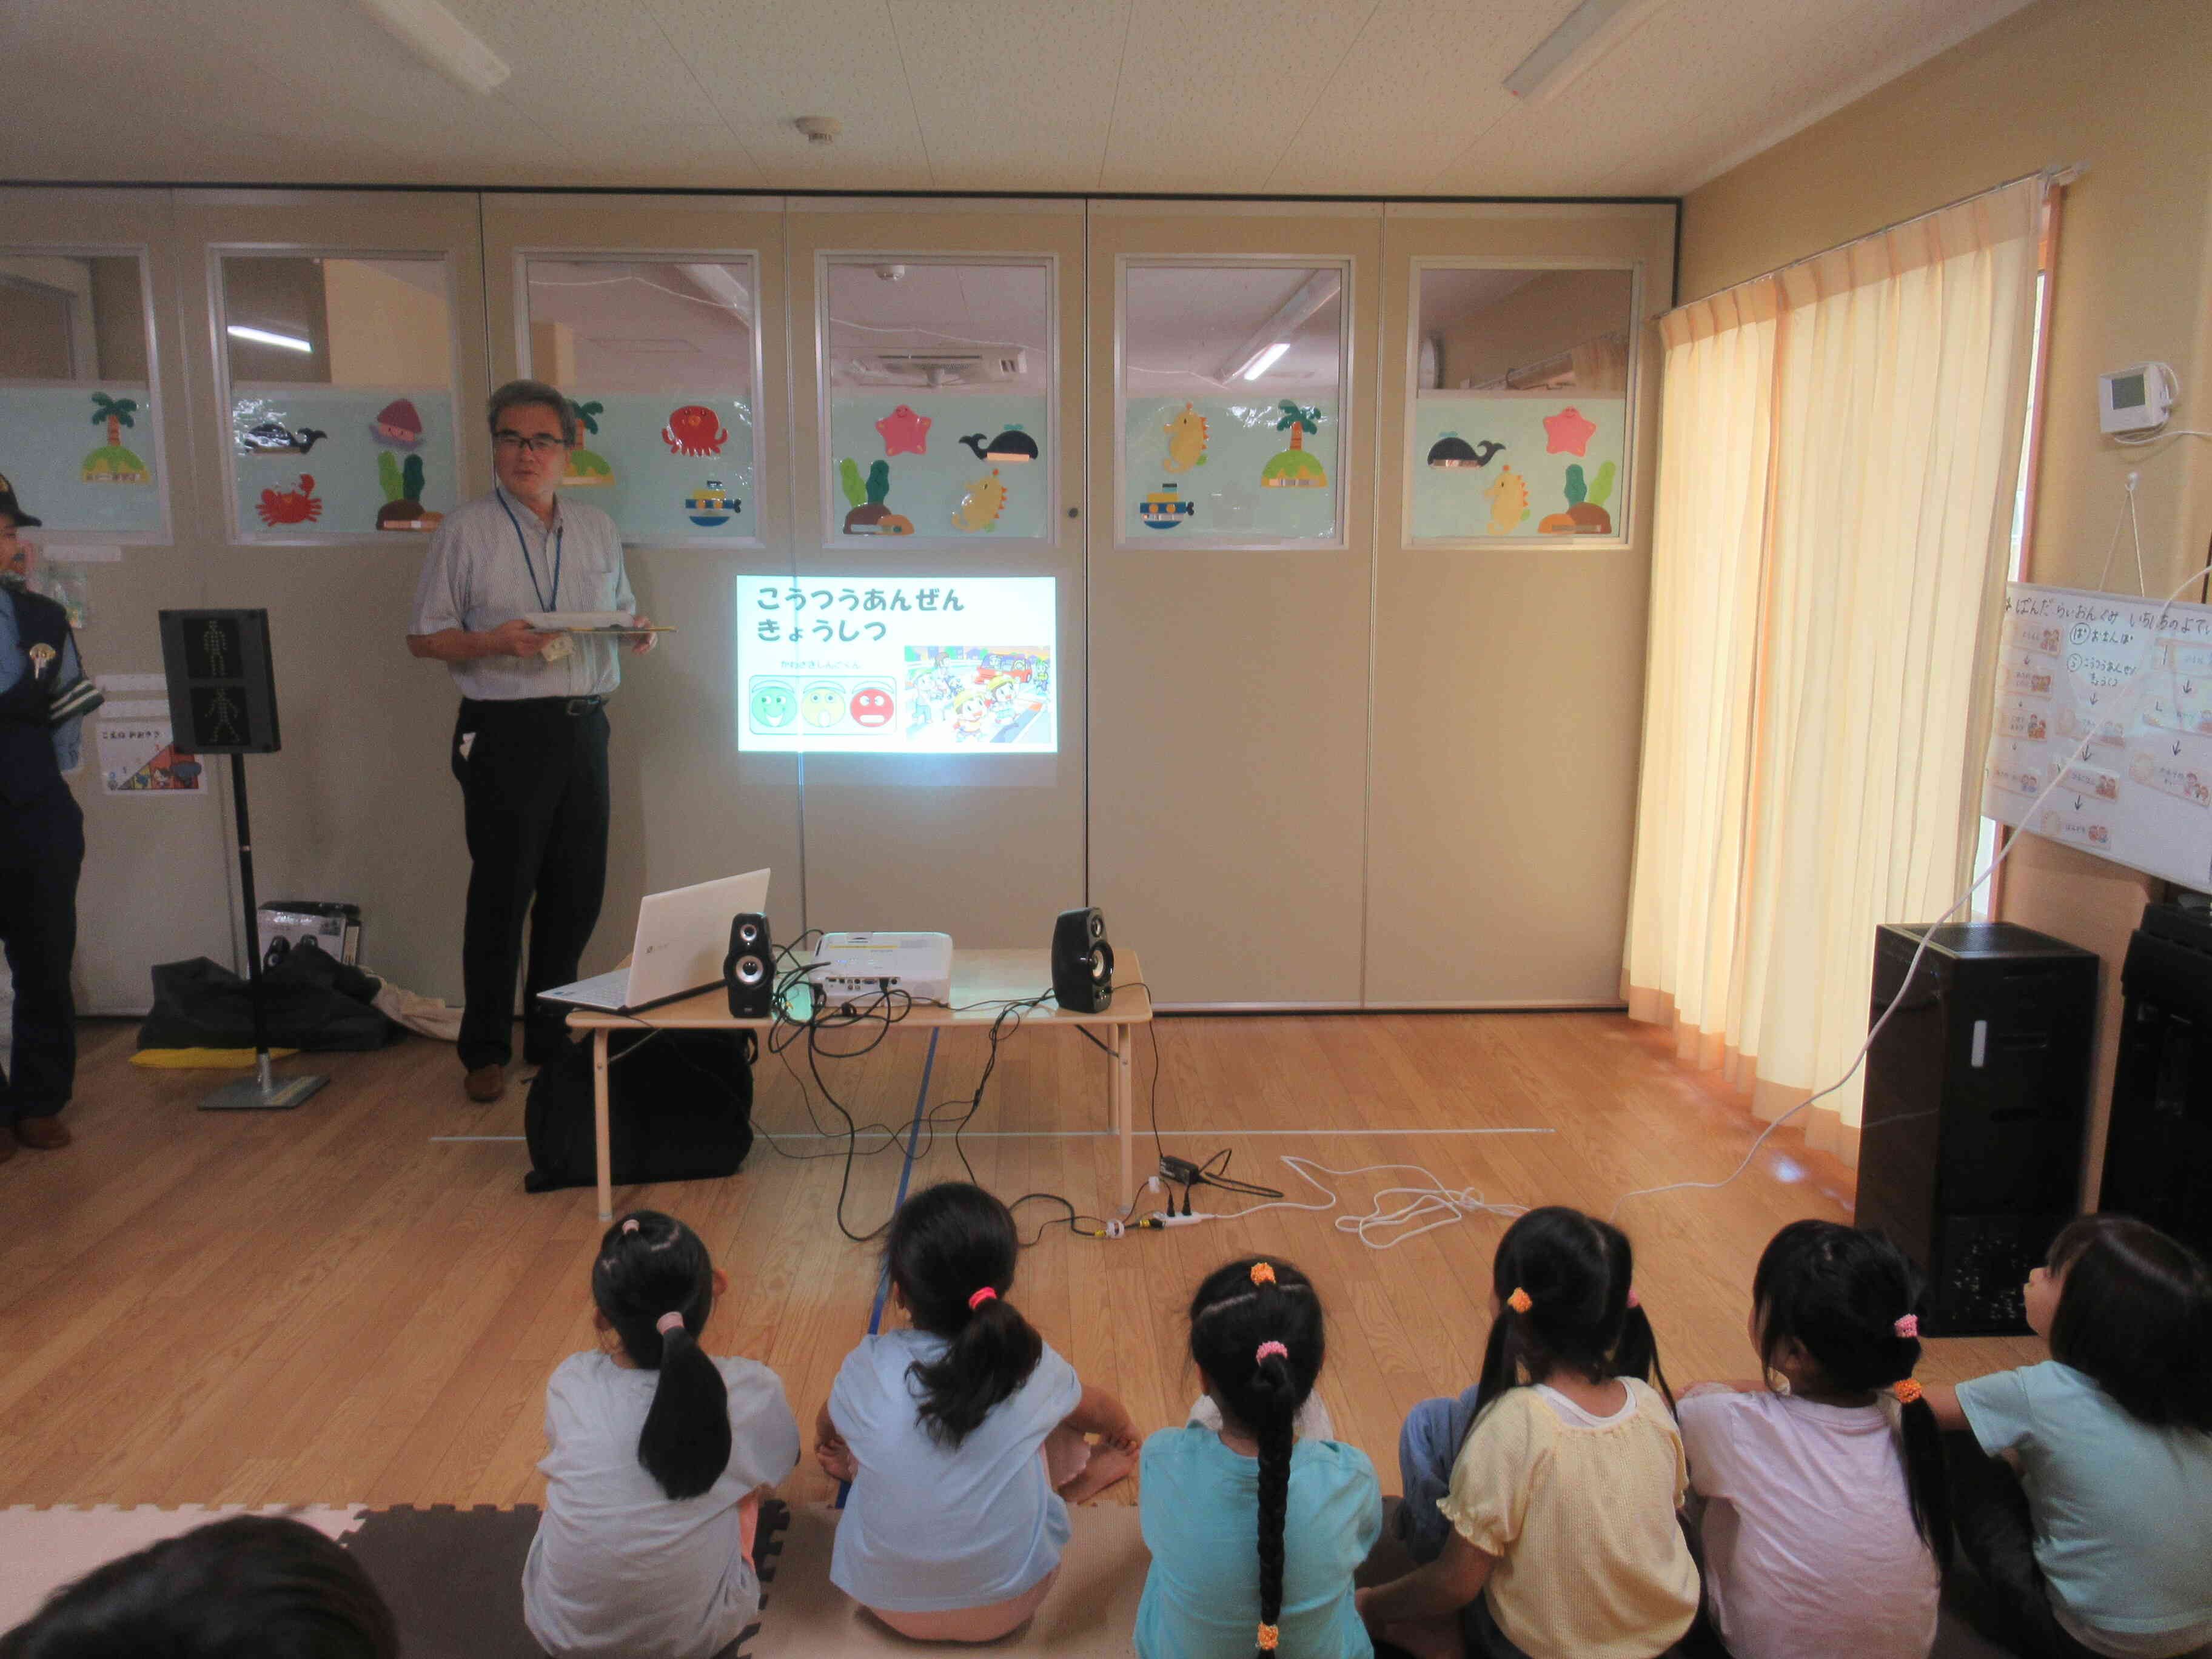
1929,1215,2212,1659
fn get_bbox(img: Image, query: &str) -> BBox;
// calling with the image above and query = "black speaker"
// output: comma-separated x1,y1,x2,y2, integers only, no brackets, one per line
724,913,773,1018
1858,922,2097,1335
2102,902,2212,1264
1052,907,1113,1013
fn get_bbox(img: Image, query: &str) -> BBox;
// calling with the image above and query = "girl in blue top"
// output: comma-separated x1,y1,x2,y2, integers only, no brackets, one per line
1928,1215,2212,1659
1136,1255,1382,1659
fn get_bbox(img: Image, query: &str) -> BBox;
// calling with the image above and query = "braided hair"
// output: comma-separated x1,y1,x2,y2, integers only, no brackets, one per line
888,1182,1044,1447
1188,1256,1326,1658
1472,1206,1670,1442
592,1210,731,1500
1752,1219,1951,1568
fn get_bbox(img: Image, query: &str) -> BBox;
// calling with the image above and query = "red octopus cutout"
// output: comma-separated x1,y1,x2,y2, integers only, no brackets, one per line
662,405,728,457
256,474,321,526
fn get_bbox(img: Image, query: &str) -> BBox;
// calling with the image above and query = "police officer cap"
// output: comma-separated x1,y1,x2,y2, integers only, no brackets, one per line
0,473,41,528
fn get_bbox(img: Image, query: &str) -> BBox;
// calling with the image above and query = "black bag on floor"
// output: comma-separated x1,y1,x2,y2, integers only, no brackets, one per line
523,1029,756,1194
138,942,395,1053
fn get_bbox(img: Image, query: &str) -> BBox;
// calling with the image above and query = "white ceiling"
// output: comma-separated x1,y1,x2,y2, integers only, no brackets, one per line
2,0,2031,196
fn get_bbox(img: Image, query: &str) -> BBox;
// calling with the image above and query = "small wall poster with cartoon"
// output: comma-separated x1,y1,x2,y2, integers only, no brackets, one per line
230,387,457,538
826,395,1049,541
555,394,757,545
1982,582,2212,893
1121,398,1338,543
1409,394,1627,542
735,574,1056,755
0,387,164,535
98,719,206,796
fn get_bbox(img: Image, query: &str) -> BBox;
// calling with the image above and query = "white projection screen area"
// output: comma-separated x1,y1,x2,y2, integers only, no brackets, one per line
737,575,1057,754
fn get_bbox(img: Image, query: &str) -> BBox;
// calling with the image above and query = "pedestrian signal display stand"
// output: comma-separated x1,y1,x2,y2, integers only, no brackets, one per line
158,609,327,1112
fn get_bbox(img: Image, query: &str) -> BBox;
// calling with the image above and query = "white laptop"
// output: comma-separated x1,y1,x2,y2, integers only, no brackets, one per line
538,868,771,1014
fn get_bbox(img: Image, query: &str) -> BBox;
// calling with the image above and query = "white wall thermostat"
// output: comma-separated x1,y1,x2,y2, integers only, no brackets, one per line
2100,361,2176,435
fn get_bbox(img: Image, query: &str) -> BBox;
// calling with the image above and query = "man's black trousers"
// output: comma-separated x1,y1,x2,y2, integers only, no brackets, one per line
452,697,609,1071
0,783,82,1121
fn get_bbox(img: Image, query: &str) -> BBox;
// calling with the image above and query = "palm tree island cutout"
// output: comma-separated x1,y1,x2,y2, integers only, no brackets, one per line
563,401,615,485
1260,401,1327,488
83,392,152,484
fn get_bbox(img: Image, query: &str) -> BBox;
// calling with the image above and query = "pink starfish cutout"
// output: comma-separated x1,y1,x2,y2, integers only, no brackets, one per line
1543,406,1597,456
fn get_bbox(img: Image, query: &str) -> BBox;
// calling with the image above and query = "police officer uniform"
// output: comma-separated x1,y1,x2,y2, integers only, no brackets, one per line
0,477,101,1155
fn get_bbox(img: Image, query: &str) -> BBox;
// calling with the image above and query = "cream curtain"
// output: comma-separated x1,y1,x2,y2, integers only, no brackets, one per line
1624,178,2042,1152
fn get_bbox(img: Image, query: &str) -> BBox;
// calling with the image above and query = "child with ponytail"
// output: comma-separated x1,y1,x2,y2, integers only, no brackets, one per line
1674,1219,1947,1659
1926,1214,2212,1659
1135,1255,1382,1659
523,1210,800,1659
1359,1206,1697,1659
818,1182,1141,1640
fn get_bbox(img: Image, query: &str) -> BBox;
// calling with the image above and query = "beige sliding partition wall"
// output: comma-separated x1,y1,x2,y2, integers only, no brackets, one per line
1365,204,1675,1006
1088,204,1384,1007
169,190,494,1000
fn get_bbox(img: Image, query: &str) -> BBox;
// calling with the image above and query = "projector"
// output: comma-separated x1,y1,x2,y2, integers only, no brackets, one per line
808,931,953,1005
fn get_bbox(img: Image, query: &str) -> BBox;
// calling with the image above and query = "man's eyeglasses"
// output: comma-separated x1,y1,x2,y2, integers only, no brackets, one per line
494,431,569,455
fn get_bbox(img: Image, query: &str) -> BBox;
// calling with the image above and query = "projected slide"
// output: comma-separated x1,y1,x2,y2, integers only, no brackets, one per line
737,575,1057,754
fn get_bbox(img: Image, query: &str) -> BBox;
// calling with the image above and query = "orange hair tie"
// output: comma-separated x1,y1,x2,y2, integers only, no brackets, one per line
1507,1287,1533,1314
1249,1262,1277,1286
1893,1379,1925,1406
1256,1624,1280,1651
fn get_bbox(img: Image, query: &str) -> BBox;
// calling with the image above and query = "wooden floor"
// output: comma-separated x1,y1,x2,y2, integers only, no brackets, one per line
1,1011,2039,1510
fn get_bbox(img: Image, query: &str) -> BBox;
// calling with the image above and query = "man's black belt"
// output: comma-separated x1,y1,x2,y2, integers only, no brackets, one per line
465,695,606,716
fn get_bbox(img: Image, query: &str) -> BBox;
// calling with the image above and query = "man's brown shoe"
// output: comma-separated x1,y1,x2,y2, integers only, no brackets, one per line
464,1064,506,1103
13,1116,71,1150
0,1133,13,1164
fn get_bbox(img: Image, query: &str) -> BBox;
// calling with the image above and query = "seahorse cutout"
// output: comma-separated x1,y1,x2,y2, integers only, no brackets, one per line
951,468,1008,532
1484,464,1529,535
1162,402,1209,472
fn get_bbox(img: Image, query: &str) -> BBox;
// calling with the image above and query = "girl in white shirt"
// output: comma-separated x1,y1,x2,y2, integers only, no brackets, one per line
1675,1220,1949,1659
522,1210,800,1659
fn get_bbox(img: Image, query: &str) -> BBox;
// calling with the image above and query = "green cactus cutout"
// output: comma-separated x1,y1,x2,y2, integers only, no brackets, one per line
1564,464,1587,506
866,460,891,506
1587,461,1616,508
378,451,403,502
839,457,865,509
401,454,424,501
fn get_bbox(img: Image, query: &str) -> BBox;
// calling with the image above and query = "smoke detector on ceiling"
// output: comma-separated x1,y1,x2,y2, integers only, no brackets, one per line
796,116,841,146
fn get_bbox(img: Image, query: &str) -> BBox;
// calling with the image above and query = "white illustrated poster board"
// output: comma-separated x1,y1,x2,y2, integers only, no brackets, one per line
1982,581,2212,891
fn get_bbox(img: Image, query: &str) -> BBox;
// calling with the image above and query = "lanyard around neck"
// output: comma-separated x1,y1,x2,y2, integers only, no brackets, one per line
498,491,562,613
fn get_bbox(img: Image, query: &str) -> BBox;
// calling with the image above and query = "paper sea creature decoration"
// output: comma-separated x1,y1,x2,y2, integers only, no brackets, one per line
1138,483,1195,530
1162,402,1208,472
563,400,615,484
1538,461,1616,535
1426,432,1504,470
685,478,740,528
370,398,426,450
839,457,913,535
1542,405,1597,457
241,417,326,455
83,393,152,483
877,404,932,457
662,404,728,457
1483,464,1529,535
952,468,1008,532
1261,401,1327,488
375,452,442,532
256,473,321,527
957,426,1038,463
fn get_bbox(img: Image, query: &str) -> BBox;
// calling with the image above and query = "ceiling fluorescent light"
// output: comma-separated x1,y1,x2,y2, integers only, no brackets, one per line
227,324,312,354
1238,342,1292,381
355,0,510,95
1503,0,1670,106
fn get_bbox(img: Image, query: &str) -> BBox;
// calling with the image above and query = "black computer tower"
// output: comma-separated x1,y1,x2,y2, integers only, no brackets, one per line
1858,923,2097,1335
2103,903,2212,1263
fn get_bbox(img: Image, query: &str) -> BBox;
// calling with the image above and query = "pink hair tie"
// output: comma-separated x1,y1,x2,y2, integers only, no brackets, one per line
1626,1289,1640,1310
655,1312,685,1336
621,1218,640,1235
967,1287,999,1312
1255,1340,1290,1364
1894,1314,1919,1339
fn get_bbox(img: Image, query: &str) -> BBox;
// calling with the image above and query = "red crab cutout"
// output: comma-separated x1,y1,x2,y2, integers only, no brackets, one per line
256,474,321,526
662,405,728,457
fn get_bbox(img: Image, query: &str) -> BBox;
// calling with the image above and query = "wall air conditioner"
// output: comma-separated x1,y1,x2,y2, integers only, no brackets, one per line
853,346,1027,387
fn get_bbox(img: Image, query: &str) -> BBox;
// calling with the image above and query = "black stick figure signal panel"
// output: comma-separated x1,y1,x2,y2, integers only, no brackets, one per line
158,609,280,754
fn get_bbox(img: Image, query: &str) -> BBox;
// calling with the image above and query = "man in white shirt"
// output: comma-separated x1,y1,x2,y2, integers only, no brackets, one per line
407,381,653,1102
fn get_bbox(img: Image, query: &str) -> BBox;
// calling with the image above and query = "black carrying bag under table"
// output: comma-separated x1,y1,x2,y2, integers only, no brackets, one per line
523,1028,756,1194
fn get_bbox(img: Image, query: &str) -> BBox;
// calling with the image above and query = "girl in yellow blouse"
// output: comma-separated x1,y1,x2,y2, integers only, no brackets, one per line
1357,1207,1698,1659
